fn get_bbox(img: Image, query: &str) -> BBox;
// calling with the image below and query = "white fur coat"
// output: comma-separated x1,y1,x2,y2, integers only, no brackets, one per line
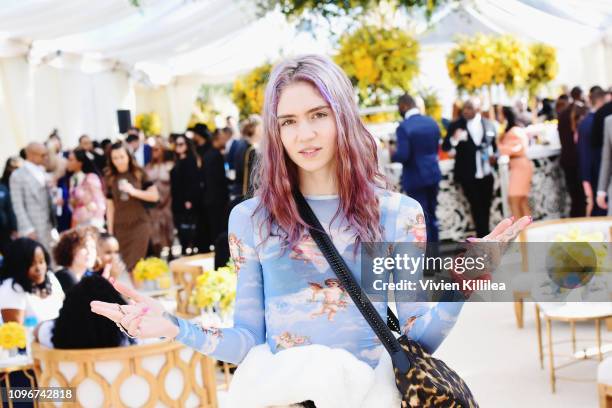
225,344,402,408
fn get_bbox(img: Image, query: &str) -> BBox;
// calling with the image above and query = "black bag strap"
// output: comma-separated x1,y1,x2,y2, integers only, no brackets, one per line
293,190,411,374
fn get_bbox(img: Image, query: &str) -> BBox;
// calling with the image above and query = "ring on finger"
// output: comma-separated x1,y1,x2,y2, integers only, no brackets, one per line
117,304,126,317
116,321,137,339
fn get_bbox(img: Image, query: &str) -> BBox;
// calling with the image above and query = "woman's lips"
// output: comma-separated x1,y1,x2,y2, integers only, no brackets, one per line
299,147,322,158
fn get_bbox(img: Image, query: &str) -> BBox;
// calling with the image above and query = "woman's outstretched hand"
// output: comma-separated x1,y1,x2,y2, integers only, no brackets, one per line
461,216,532,278
90,277,179,339
470,215,532,243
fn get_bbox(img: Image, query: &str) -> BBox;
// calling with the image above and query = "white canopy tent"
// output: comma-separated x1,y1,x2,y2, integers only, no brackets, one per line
0,0,611,166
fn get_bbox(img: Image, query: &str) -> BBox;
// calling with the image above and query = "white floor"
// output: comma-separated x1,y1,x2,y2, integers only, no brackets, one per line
217,302,611,407
435,302,609,408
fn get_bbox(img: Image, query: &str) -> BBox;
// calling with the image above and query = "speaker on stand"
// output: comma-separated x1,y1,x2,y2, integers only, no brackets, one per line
117,110,132,134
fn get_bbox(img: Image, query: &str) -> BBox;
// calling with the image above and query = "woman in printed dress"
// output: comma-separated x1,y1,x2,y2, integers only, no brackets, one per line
91,55,531,407
66,148,106,230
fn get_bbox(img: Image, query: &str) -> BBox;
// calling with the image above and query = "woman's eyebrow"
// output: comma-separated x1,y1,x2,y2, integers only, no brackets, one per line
277,105,329,120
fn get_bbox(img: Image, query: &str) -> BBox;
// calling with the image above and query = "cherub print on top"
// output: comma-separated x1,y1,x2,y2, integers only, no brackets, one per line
290,232,326,267
229,233,247,274
273,331,312,351
308,278,348,321
402,315,422,336
401,209,427,243
411,214,427,242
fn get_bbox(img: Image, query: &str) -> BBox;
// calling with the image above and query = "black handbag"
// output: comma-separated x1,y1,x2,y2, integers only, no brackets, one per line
293,190,479,408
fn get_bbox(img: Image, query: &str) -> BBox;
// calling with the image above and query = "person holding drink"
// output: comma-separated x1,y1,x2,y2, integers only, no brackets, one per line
105,142,159,276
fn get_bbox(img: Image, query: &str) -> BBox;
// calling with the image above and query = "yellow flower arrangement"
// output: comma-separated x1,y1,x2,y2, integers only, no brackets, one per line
446,34,497,92
232,63,272,118
0,322,27,349
361,111,399,124
190,263,237,314
447,34,533,94
335,25,419,106
134,112,162,136
187,99,218,131
420,89,442,123
526,43,558,97
493,35,531,94
133,257,169,282
552,227,612,273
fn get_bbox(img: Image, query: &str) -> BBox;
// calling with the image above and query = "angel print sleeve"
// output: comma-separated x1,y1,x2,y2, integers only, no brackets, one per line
392,194,464,355
173,200,266,364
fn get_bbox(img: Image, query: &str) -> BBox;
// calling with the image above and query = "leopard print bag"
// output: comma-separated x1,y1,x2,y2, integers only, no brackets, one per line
394,334,478,408
295,190,479,408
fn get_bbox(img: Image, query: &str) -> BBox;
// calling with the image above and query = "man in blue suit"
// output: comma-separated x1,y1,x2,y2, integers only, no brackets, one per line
391,94,442,242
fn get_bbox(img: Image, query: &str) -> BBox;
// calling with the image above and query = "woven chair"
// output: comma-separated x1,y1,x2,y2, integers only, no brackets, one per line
32,340,218,407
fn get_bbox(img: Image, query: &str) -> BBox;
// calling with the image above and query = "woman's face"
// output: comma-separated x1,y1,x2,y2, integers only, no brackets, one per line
66,152,82,173
28,247,47,285
175,137,187,156
152,142,164,161
111,148,130,173
277,81,338,176
72,236,97,270
99,237,120,266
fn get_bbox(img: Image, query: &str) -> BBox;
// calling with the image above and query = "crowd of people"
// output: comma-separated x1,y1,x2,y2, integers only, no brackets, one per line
0,115,264,355
1,84,611,354
389,86,612,242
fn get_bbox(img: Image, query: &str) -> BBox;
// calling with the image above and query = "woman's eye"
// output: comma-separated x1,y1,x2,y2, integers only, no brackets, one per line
280,119,295,127
313,111,328,119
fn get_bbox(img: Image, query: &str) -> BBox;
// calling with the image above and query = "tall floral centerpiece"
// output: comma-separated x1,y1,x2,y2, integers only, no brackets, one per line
335,24,419,107
134,112,162,136
447,34,557,104
232,63,272,118
525,43,558,97
447,34,532,95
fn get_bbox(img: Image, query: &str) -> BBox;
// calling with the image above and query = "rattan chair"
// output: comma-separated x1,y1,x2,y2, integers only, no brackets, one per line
32,340,218,407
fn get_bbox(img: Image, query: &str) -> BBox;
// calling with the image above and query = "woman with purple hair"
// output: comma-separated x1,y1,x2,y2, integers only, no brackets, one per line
91,55,530,407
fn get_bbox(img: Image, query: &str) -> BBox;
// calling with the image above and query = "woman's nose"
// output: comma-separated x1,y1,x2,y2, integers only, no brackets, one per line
296,121,316,143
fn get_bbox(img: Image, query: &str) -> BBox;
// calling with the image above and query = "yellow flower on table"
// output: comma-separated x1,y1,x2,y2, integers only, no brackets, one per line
191,263,237,313
0,322,27,349
133,257,169,282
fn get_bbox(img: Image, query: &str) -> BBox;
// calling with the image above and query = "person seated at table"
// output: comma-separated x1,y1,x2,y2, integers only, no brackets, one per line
95,232,129,284
53,226,99,293
35,275,136,349
0,238,64,325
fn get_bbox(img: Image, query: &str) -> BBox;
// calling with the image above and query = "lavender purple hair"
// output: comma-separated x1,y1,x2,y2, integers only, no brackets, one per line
253,54,387,250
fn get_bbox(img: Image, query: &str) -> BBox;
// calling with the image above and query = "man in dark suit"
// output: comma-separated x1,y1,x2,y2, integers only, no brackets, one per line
78,134,107,173
442,97,497,238
558,86,586,217
126,132,152,167
391,94,442,242
202,130,230,246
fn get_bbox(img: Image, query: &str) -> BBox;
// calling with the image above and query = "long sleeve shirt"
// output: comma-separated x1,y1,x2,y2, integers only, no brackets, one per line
173,190,463,367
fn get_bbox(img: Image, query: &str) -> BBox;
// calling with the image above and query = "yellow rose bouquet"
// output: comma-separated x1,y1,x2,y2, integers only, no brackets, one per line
335,24,419,107
134,112,162,136
0,322,27,354
133,257,171,289
232,63,272,118
190,262,237,318
547,227,611,290
525,43,558,97
447,34,534,95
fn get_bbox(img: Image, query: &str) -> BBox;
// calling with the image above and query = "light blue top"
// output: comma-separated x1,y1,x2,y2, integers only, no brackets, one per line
174,189,463,367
